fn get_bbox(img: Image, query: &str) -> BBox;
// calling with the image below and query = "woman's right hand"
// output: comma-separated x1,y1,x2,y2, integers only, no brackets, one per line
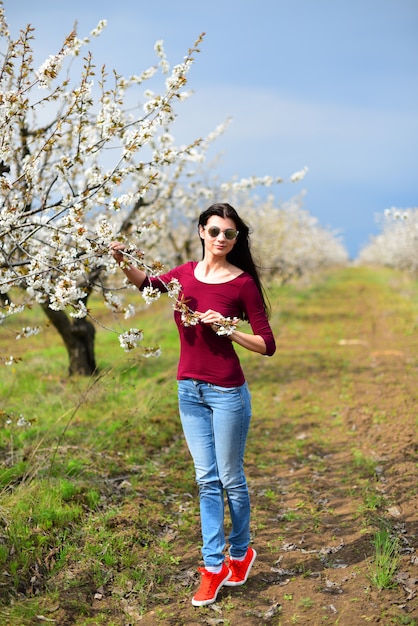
109,241,126,263
109,241,147,288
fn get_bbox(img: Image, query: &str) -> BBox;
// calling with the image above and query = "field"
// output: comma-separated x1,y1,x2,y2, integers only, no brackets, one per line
0,266,417,625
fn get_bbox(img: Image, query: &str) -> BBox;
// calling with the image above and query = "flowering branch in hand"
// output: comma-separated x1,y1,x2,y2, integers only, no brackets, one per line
212,317,239,336
173,294,201,327
172,293,239,336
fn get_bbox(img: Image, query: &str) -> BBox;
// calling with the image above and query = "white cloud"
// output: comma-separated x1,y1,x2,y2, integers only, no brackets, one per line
171,84,418,183
174,84,417,142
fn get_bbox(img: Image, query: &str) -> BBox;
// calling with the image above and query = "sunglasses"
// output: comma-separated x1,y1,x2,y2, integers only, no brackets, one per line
204,226,239,240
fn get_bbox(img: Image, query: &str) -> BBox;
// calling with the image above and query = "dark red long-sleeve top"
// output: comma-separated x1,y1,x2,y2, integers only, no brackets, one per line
140,261,276,387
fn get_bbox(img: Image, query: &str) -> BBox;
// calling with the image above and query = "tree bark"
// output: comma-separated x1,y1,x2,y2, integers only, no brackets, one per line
1,293,11,306
41,304,97,376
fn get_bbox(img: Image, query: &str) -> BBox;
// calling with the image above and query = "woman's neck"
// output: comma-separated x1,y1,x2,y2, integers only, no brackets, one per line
199,255,228,274
195,257,242,283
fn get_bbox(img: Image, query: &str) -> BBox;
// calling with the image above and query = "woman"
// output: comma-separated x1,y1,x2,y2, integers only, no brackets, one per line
110,203,276,606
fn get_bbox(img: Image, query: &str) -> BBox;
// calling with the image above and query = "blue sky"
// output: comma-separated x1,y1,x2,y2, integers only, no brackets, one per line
4,0,418,257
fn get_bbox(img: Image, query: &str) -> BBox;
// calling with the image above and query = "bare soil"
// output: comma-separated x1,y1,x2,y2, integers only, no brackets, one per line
6,268,418,625
132,269,418,625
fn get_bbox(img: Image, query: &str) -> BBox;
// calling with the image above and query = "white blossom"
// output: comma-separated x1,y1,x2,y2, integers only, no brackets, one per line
166,278,182,299
142,286,162,305
35,48,71,88
90,20,107,38
123,304,136,319
119,328,144,352
49,278,86,311
16,415,31,428
290,166,309,183
154,40,170,74
179,310,200,327
214,317,239,337
143,346,162,358
15,326,41,340
94,218,119,244
358,207,418,274
69,301,88,319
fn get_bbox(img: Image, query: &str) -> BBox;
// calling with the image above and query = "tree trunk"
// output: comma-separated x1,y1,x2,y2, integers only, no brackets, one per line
41,304,97,376
1,292,11,306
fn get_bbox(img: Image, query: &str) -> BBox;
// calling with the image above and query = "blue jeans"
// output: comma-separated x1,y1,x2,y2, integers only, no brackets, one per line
177,379,252,568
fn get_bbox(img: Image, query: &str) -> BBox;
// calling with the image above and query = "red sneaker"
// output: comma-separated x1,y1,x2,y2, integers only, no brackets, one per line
224,547,257,586
192,562,231,606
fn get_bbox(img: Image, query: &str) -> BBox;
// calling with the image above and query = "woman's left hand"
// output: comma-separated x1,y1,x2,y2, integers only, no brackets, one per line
198,309,223,330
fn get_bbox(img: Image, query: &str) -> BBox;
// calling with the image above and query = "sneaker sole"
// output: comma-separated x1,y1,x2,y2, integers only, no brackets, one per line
192,569,232,606
224,548,257,586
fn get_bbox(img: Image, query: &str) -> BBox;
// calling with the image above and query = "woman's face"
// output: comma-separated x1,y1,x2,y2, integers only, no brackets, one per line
199,215,238,258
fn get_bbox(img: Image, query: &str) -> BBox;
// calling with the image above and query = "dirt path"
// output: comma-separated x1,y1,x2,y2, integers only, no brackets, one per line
4,268,415,625
138,268,417,625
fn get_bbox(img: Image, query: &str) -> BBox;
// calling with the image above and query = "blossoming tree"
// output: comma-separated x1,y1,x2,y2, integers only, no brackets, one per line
0,10,204,373
236,192,348,283
358,207,418,274
1,7,346,376
0,10,292,374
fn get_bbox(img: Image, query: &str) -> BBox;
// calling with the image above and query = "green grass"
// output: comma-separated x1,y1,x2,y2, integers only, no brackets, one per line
0,266,417,624
368,528,401,590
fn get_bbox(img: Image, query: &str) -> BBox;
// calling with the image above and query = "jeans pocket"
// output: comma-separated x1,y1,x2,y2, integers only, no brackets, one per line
209,384,241,395
209,382,251,414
